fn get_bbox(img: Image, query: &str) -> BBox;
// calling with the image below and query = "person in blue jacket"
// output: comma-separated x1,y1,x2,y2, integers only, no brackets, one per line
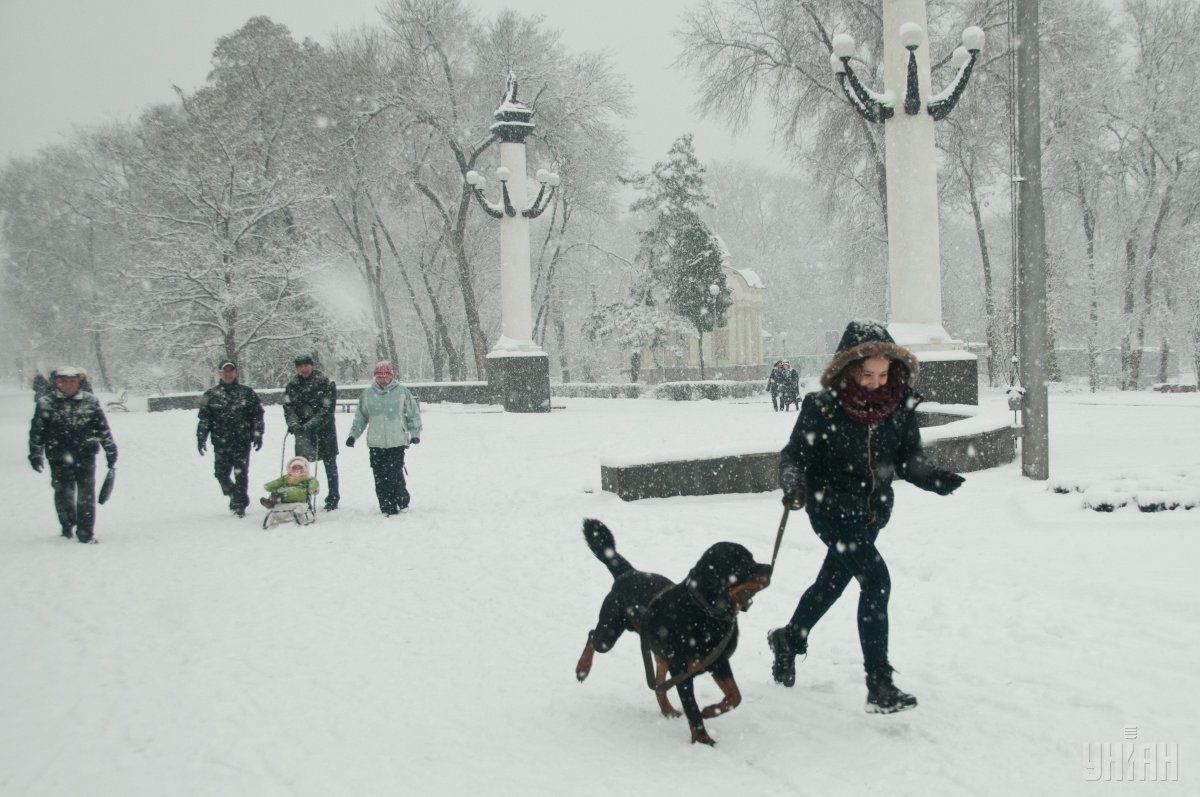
345,361,422,516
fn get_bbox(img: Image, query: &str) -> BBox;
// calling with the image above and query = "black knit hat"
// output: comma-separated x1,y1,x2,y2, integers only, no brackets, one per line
820,320,920,389
218,360,237,370
294,354,314,366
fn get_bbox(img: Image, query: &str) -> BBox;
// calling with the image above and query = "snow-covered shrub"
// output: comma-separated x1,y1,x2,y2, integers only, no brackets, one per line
653,380,766,401
551,383,644,399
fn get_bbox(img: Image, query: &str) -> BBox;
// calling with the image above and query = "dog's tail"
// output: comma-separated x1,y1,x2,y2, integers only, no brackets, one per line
583,518,633,580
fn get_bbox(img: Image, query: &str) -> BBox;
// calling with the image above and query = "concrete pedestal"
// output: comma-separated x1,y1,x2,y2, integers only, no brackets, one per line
487,351,551,413
915,354,979,405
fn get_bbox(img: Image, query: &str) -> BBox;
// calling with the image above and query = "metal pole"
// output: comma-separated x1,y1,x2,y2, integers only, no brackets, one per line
1014,0,1049,479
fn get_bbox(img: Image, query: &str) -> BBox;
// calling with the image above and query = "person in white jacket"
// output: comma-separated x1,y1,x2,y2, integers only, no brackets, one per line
345,361,422,516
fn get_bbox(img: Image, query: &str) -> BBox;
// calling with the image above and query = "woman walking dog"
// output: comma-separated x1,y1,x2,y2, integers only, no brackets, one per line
768,320,963,713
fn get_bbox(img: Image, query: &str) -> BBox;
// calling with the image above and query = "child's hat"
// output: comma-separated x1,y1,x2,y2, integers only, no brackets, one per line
285,456,310,476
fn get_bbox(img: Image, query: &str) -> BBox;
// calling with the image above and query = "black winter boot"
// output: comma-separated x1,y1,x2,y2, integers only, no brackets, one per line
865,665,918,714
61,526,74,539
768,627,806,687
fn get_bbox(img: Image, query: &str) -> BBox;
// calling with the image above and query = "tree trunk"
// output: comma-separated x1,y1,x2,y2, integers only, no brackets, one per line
1121,237,1137,389
1193,326,1200,388
698,329,706,380
84,221,112,391
965,163,1001,386
366,222,400,367
1131,172,1178,389
331,197,395,366
1074,162,1100,392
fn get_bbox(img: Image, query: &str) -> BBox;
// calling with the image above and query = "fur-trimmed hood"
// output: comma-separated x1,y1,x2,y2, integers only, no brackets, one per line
819,320,920,389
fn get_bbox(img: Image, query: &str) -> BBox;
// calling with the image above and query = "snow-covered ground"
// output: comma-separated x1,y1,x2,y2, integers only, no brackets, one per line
1,386,1197,795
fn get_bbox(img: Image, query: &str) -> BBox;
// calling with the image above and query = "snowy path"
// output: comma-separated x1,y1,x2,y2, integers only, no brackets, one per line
1,389,1197,795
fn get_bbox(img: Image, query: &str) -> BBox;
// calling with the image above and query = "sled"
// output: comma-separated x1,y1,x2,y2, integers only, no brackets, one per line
261,492,318,529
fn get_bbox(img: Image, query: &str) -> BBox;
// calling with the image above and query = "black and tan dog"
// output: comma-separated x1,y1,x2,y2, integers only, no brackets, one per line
575,518,772,745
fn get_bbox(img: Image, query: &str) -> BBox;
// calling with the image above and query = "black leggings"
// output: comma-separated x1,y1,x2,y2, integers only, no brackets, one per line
787,514,891,672
368,446,409,513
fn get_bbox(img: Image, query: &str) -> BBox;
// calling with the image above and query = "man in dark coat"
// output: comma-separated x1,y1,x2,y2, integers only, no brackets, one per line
28,366,118,543
283,354,340,510
766,361,785,411
780,361,801,411
196,360,264,517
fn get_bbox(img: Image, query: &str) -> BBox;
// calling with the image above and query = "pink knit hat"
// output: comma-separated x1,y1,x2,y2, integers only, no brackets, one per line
374,361,394,378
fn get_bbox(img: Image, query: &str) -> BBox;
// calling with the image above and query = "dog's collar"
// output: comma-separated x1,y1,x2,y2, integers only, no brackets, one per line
687,584,735,621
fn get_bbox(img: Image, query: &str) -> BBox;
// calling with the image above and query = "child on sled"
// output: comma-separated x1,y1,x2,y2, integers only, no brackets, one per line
260,456,320,526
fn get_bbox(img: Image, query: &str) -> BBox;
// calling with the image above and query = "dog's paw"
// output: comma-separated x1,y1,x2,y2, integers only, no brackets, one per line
690,728,717,746
660,705,682,719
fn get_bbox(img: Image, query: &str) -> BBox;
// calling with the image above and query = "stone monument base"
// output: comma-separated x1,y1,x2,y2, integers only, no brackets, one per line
914,353,979,405
486,350,551,413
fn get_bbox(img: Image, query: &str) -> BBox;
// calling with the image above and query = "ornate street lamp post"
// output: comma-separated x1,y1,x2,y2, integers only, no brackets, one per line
464,74,560,412
832,1,984,403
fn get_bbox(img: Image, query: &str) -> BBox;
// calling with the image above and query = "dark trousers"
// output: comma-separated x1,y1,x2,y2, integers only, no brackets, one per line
770,391,780,411
323,456,340,503
295,433,338,502
213,443,251,510
49,452,96,539
368,446,409,513
787,514,891,672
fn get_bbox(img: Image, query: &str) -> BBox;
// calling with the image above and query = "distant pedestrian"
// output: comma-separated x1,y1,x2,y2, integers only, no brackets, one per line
780,361,801,411
345,361,422,516
28,366,118,543
31,372,52,402
766,360,785,411
767,321,964,714
283,354,340,511
196,360,264,517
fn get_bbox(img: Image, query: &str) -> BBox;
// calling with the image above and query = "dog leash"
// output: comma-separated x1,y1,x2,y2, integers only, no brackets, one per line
770,507,791,571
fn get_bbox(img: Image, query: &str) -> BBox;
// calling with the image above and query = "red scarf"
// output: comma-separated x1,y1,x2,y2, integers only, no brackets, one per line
836,376,904,426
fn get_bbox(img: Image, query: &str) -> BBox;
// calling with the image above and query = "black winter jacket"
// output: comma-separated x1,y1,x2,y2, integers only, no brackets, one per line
779,387,953,528
29,390,118,466
197,381,264,451
282,370,338,460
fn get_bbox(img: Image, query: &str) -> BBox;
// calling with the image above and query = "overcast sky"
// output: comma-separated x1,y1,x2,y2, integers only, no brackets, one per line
0,0,779,171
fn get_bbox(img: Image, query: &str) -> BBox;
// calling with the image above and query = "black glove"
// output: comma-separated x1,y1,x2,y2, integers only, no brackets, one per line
932,472,965,496
410,437,420,445
782,489,805,510
29,454,44,473
107,457,116,469
345,435,355,448
252,436,263,451
197,439,207,456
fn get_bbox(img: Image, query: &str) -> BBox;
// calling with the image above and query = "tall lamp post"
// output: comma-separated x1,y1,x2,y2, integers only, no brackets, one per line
464,73,560,413
831,2,984,404
1012,0,1050,478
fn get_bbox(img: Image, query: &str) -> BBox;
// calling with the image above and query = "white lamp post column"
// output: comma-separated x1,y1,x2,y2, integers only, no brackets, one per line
497,143,535,349
463,74,561,412
831,7,985,401
883,0,942,341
